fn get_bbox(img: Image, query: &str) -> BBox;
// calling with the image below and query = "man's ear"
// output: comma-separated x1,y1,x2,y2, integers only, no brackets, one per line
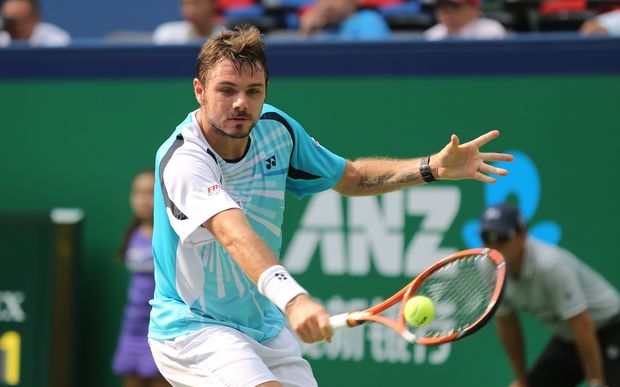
193,78,206,105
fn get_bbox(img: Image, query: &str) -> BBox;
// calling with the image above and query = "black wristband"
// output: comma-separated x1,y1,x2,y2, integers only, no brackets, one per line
419,155,437,183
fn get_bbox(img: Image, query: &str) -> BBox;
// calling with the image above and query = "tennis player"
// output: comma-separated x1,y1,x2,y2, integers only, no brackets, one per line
480,204,620,387
147,25,513,387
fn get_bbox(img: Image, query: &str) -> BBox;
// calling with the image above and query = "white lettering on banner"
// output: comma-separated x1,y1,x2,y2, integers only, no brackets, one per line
300,295,451,365
285,187,461,365
0,291,26,322
283,187,461,277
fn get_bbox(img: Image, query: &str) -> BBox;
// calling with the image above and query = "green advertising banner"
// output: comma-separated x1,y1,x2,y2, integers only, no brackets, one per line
0,216,52,387
0,74,618,386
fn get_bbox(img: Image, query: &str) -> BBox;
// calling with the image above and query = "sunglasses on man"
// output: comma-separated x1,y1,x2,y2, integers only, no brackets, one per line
481,230,515,245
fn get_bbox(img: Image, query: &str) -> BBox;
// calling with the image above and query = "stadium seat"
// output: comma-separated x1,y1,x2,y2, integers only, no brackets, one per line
278,0,316,8
217,0,256,9
360,0,403,7
538,0,595,31
539,0,586,14
379,1,432,31
378,1,421,17
223,4,265,19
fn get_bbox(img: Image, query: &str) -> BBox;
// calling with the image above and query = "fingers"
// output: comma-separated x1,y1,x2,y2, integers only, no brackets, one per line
474,162,509,183
446,134,460,151
474,170,496,184
471,130,500,148
451,134,459,146
480,152,514,162
478,162,509,176
296,314,332,343
288,299,333,343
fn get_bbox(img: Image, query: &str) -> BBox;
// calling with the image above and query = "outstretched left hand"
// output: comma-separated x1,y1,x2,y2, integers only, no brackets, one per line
432,130,513,183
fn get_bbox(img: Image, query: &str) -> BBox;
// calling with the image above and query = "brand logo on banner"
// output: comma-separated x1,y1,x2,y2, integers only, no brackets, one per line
0,291,25,323
461,150,561,247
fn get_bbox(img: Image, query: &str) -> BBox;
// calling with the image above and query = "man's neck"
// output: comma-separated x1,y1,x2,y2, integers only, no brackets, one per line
194,22,214,38
13,18,38,40
197,111,249,161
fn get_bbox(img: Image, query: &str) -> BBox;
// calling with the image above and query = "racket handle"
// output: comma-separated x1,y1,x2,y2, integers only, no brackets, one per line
329,313,351,331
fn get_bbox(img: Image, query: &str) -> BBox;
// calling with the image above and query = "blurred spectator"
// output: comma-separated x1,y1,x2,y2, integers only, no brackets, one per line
111,170,169,387
581,9,620,36
153,0,224,44
299,0,391,40
424,0,506,41
0,0,70,47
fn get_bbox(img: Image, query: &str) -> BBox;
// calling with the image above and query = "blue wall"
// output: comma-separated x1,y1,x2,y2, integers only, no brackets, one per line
2,35,620,78
38,0,179,38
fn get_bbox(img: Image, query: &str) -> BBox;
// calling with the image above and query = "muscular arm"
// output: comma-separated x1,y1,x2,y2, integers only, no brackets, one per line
333,158,423,196
205,208,279,282
332,131,512,196
204,208,332,343
496,312,529,386
567,311,606,385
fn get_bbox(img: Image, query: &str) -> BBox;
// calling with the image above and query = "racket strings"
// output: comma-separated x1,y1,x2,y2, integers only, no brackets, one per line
409,254,498,337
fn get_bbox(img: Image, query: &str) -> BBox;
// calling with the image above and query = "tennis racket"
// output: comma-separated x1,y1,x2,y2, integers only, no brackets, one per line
329,247,506,345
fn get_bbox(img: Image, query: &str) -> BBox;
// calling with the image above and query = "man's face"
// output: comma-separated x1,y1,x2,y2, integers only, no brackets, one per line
130,172,155,223
181,0,215,25
195,59,266,139
436,1,478,32
481,230,524,276
318,0,357,25
2,0,36,25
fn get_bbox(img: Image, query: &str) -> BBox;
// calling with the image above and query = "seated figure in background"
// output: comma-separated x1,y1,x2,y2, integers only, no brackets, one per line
299,0,391,40
424,0,506,41
581,9,620,36
153,0,223,44
0,0,70,47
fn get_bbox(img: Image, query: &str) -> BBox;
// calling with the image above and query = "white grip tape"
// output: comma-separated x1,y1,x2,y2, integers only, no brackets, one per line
329,313,350,331
257,265,308,312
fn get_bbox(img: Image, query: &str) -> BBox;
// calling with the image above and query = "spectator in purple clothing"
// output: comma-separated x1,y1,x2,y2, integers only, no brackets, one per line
112,170,169,387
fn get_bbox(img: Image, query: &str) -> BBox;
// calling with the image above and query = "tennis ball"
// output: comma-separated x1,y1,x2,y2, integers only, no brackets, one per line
404,296,435,327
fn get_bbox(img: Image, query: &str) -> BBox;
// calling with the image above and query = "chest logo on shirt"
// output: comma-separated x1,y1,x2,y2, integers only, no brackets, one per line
265,155,277,170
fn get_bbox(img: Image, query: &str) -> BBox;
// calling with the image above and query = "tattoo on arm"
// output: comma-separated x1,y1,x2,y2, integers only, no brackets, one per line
358,171,420,189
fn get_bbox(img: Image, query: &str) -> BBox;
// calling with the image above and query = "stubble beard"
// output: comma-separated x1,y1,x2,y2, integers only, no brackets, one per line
207,118,256,139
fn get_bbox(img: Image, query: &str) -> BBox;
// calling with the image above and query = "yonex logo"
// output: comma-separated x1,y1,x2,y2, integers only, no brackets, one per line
266,155,277,170
275,272,288,281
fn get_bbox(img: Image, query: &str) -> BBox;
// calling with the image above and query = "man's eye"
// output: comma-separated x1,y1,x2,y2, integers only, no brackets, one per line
221,89,235,95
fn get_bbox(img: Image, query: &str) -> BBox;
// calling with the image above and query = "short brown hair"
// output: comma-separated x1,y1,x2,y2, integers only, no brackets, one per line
195,25,269,85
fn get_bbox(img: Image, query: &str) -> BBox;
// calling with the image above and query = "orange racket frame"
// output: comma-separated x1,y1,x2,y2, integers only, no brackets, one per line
329,247,506,345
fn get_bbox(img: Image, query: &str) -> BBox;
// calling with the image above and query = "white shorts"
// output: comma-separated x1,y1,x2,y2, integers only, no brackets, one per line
148,326,317,387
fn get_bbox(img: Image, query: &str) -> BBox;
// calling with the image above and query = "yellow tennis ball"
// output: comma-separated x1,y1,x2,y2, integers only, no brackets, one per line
404,296,435,327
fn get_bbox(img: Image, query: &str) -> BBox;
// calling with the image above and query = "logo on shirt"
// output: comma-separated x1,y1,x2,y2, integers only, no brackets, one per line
207,184,221,195
265,155,277,170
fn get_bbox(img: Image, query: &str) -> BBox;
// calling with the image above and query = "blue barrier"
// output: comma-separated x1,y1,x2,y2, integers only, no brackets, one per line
1,34,619,79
